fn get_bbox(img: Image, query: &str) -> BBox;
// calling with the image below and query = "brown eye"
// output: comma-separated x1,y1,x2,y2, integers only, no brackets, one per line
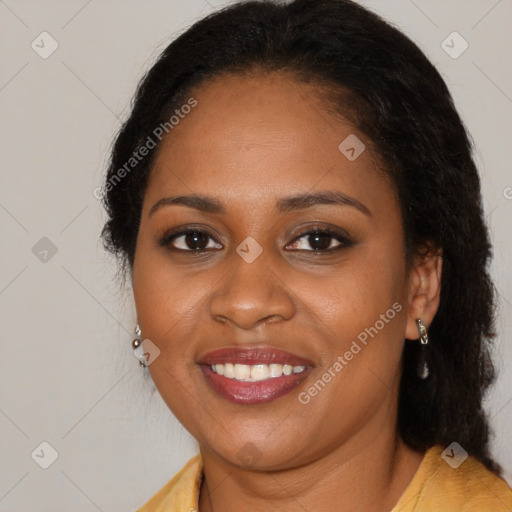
286,228,353,252
160,229,222,252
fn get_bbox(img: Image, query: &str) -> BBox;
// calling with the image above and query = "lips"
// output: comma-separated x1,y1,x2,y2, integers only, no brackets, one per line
197,347,314,405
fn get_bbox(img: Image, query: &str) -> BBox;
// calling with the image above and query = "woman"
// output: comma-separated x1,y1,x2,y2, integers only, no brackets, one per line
100,0,512,510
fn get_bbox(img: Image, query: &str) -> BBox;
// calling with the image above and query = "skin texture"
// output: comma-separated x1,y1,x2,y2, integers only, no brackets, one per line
131,72,443,512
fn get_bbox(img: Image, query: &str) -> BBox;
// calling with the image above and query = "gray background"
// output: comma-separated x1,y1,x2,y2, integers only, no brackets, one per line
1,0,511,510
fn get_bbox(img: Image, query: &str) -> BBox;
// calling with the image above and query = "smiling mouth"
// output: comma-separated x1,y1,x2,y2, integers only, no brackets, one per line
211,363,307,381
198,347,313,404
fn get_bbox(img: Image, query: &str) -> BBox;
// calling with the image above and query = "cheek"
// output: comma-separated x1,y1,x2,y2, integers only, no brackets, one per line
303,245,405,341
298,234,408,406
295,256,407,428
132,244,211,428
131,234,204,365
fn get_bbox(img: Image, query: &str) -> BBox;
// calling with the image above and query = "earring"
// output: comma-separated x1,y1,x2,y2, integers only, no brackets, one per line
132,324,146,367
415,318,430,379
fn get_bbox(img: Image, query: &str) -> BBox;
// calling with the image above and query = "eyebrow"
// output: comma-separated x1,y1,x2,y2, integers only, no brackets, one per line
148,191,371,217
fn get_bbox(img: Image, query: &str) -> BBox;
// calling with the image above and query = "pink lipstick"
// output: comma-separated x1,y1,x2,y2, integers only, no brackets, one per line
198,347,313,405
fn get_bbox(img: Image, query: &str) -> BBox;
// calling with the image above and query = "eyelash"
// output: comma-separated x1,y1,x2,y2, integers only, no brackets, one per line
158,226,354,254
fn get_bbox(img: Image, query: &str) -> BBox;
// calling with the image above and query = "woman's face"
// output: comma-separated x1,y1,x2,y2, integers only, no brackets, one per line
132,72,419,470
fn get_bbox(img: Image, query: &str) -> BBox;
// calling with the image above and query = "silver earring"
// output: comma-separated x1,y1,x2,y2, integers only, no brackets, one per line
415,318,430,379
132,324,146,367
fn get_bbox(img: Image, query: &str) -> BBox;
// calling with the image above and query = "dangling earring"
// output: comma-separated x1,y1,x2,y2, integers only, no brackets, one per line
415,318,430,379
132,324,146,367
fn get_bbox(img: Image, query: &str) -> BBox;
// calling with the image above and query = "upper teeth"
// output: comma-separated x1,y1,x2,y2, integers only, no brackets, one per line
211,363,306,381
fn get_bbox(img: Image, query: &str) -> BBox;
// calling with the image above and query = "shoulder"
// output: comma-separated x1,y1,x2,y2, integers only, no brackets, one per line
394,445,512,512
135,454,203,512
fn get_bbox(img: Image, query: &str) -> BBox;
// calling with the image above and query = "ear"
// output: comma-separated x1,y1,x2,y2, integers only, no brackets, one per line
405,245,443,340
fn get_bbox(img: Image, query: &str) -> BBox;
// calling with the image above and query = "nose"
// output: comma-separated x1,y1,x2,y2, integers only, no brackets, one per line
209,252,295,331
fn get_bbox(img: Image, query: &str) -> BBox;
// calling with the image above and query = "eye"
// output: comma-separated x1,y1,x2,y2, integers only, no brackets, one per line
286,228,352,252
159,228,222,252
159,226,353,254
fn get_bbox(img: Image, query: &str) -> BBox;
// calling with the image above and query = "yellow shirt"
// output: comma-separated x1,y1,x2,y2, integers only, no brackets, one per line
135,445,512,511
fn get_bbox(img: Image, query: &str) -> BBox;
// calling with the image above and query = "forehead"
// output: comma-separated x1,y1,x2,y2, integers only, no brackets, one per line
146,72,394,215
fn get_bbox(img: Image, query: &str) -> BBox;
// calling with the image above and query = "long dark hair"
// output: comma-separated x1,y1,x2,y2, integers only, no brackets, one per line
101,0,500,473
